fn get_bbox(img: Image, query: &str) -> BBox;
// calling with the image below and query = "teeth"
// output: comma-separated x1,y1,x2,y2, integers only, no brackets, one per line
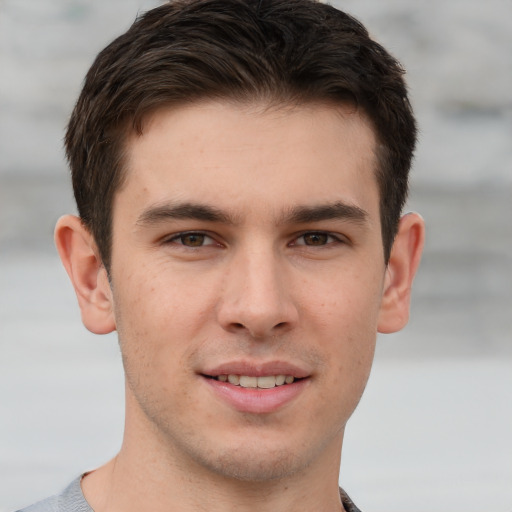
256,375,277,389
275,375,286,386
217,374,295,388
227,374,240,385
239,376,258,388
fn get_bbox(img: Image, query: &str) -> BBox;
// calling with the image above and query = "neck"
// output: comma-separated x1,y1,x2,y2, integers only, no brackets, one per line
82,392,346,512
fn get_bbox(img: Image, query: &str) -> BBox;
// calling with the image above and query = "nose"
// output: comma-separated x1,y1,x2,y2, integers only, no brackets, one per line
216,246,299,339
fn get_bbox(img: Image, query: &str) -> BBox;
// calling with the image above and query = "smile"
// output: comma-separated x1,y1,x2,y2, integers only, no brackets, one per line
212,374,296,388
203,370,308,414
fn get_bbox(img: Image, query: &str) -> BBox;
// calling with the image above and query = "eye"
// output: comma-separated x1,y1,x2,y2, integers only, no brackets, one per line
167,232,216,247
293,232,342,246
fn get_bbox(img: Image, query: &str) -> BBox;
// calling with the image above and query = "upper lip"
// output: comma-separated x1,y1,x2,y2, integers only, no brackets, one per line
201,360,311,379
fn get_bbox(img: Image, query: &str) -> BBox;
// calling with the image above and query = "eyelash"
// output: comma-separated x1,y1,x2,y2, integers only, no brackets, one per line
163,230,346,248
291,231,346,247
164,231,218,248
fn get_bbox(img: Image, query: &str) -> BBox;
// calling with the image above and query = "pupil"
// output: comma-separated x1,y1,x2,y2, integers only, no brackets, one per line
182,234,204,246
305,233,327,245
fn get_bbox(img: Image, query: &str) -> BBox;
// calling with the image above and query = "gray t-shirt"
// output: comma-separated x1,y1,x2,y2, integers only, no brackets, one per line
16,476,92,512
16,476,362,512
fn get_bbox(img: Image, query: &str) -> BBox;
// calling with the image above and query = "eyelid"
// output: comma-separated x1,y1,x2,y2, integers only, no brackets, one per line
291,230,348,246
160,229,348,248
163,230,220,247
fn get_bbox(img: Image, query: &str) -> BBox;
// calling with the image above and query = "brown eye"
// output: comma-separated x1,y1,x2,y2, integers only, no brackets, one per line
180,233,206,246
166,231,218,248
302,232,329,246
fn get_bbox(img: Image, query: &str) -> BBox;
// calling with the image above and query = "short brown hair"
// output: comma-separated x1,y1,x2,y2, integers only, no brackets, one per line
65,0,417,270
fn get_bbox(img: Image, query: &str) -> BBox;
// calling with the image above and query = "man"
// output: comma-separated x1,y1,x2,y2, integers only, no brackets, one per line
18,0,424,510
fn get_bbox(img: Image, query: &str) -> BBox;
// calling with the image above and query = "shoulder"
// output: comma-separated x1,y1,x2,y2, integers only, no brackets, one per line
340,487,363,512
15,495,59,512
15,476,92,512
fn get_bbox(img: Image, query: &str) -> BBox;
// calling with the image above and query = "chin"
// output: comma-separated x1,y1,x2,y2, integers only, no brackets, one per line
181,429,332,483
200,446,309,482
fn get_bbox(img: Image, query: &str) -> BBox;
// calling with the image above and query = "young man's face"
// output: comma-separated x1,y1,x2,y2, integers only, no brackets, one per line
108,101,389,481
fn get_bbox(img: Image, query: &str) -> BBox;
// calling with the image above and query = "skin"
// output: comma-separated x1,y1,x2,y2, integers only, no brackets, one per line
56,101,424,512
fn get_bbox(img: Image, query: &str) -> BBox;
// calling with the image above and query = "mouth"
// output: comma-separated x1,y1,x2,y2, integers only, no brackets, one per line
204,374,301,389
200,362,310,414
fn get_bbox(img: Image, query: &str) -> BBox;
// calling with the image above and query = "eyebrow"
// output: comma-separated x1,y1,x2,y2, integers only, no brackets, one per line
136,200,368,227
281,201,369,225
136,201,235,226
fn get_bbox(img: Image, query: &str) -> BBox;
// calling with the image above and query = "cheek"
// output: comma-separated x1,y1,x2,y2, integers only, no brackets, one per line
309,264,384,333
308,268,381,395
116,258,207,322
112,262,217,369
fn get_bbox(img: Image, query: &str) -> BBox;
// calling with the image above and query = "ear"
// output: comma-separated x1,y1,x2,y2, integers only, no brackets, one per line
55,215,116,335
377,212,425,334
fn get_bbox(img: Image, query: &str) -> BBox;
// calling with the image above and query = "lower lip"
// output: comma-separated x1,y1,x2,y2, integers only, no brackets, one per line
203,377,309,414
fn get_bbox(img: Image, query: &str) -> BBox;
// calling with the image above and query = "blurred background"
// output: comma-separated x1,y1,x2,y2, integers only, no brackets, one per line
1,0,511,510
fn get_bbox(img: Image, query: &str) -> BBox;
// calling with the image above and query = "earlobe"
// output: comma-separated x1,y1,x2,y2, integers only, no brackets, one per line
377,212,425,334
55,215,116,335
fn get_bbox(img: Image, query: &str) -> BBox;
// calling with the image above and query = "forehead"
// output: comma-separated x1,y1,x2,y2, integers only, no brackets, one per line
118,100,380,222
